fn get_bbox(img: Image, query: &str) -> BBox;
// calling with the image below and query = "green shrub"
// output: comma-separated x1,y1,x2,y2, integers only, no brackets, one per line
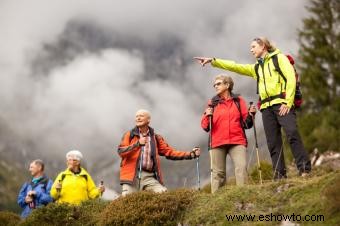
20,200,108,226
20,203,75,226
100,189,197,226
0,211,21,226
250,161,273,183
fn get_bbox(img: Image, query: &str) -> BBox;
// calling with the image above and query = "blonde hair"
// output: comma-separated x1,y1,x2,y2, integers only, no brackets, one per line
253,37,276,52
214,74,234,92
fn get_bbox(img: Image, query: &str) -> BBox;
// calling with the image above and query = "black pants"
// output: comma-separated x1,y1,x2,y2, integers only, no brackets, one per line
262,105,311,178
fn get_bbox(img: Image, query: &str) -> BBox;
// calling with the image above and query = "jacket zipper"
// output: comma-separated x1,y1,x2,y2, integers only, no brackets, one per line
261,63,271,105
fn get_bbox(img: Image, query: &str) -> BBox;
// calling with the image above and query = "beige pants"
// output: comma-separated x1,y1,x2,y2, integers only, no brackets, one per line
210,144,247,193
121,171,167,196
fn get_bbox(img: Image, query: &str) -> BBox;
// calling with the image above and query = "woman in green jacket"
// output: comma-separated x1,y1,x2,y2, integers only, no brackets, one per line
194,37,311,179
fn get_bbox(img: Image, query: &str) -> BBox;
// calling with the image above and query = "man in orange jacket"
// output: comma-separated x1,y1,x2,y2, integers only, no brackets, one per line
118,109,200,196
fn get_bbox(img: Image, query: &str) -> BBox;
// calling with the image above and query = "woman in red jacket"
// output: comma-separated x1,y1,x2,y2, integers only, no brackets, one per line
201,74,256,193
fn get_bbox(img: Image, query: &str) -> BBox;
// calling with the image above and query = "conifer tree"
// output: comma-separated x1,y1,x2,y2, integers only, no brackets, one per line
297,0,340,152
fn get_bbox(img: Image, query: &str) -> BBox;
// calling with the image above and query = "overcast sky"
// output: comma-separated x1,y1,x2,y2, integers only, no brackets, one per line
0,0,309,188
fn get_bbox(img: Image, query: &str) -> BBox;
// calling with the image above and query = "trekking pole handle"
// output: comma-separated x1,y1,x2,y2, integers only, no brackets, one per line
56,180,62,193
249,101,256,117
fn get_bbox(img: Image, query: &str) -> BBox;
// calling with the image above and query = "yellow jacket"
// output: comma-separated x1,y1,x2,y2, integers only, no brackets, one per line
211,49,296,109
50,167,100,205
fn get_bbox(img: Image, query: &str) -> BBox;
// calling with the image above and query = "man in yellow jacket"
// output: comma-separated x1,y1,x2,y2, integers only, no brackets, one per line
50,150,105,204
194,37,311,179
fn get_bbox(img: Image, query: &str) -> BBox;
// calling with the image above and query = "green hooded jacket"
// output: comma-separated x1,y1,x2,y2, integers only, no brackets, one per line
211,49,296,110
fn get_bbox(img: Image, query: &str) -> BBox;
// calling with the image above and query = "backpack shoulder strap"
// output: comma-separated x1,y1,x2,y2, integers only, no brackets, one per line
40,177,49,190
128,128,138,143
61,174,66,182
272,54,286,82
129,131,134,142
82,174,88,181
30,176,49,189
254,64,260,94
232,95,248,145
154,134,160,146
232,95,243,123
232,95,242,115
209,95,221,108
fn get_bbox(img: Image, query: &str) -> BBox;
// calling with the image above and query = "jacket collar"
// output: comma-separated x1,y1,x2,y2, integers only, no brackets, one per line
258,48,281,64
64,167,87,176
266,48,281,60
131,126,155,137
212,93,239,104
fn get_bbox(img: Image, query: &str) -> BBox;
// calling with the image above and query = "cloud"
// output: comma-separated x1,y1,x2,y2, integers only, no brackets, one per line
0,0,308,189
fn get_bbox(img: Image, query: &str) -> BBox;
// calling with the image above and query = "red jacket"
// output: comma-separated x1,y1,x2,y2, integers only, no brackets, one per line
201,95,250,148
117,126,193,185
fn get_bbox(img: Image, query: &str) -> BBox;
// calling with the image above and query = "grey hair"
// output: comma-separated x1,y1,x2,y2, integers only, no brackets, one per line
32,159,45,171
135,109,151,119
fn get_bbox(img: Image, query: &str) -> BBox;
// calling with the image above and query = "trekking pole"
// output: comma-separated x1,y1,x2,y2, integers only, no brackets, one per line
273,140,284,181
138,136,145,190
250,102,263,185
207,110,213,189
56,180,62,193
195,147,200,190
100,181,104,195
208,115,212,151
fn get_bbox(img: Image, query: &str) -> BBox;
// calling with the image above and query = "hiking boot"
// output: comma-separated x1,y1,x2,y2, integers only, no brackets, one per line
274,172,287,181
300,172,310,178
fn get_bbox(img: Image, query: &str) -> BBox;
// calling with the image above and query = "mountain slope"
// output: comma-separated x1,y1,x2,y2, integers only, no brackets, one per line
1,165,337,226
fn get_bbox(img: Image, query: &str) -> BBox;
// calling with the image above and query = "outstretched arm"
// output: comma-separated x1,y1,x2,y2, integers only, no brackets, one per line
194,57,257,79
193,57,214,66
156,135,200,160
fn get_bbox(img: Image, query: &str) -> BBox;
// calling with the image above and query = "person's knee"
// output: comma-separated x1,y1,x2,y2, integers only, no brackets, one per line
121,184,136,196
122,189,131,197
155,186,167,193
234,165,246,174
149,184,167,193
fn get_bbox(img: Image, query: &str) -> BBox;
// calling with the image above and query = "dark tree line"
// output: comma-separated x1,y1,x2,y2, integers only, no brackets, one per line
297,0,340,152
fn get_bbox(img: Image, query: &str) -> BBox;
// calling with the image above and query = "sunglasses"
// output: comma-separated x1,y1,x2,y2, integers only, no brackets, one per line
213,82,224,88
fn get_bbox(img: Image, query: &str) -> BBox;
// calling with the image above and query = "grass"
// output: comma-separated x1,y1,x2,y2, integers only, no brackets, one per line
183,167,340,226
1,166,339,226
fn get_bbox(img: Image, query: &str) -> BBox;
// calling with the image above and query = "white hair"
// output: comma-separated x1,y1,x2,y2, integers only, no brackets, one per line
66,150,83,161
135,109,151,118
